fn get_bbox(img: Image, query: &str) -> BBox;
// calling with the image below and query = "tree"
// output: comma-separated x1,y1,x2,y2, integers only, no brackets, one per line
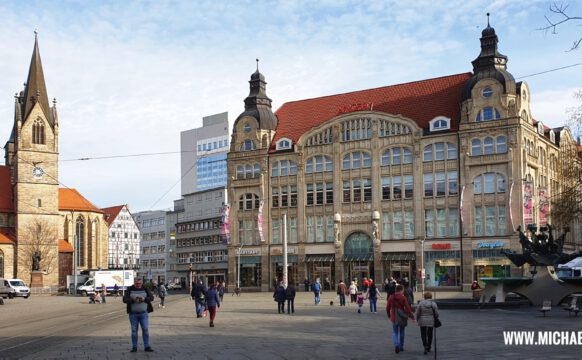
539,2,582,51
18,218,58,276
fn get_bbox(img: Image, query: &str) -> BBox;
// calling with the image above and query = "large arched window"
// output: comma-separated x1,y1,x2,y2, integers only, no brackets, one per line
76,216,85,267
382,147,412,166
32,118,45,145
343,151,371,170
476,107,501,122
240,139,256,152
344,232,373,258
305,155,333,173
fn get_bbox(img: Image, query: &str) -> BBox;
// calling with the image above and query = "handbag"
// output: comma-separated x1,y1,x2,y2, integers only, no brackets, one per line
396,308,408,327
432,305,442,328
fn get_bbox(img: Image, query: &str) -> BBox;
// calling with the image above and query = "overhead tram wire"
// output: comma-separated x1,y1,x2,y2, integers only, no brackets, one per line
515,62,582,80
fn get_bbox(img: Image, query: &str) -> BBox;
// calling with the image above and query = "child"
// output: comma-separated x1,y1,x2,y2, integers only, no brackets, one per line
356,292,365,313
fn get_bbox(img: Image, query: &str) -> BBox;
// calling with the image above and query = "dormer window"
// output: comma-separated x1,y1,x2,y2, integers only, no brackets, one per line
429,116,450,132
549,130,555,143
482,87,493,98
537,122,544,135
276,138,292,150
476,107,501,122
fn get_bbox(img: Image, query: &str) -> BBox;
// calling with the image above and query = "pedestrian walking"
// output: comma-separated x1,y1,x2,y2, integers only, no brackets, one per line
313,279,321,305
404,284,414,307
386,284,415,354
356,292,365,313
415,291,439,355
366,280,382,313
218,281,225,302
158,283,167,308
123,278,154,353
286,283,296,314
349,281,358,303
100,283,107,304
205,283,220,327
191,280,207,318
336,280,347,306
304,278,310,292
273,282,286,313
114,283,120,297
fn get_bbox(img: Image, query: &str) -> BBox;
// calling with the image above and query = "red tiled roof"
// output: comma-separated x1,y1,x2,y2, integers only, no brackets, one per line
59,188,103,213
272,73,472,151
101,205,125,226
0,166,14,212
58,239,74,253
0,227,15,245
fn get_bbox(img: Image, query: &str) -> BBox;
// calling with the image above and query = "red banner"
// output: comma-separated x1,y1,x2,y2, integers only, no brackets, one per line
523,182,534,226
538,187,549,226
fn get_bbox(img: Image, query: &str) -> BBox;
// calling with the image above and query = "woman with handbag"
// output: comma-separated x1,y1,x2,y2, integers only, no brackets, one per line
386,284,415,354
414,291,440,355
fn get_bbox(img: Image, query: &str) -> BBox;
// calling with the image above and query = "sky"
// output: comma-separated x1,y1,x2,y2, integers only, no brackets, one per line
0,0,580,213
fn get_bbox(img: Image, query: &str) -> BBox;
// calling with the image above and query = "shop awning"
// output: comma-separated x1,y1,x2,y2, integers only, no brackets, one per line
271,255,299,263
342,254,374,262
473,249,507,258
381,252,416,261
239,256,261,264
305,254,335,262
425,250,461,260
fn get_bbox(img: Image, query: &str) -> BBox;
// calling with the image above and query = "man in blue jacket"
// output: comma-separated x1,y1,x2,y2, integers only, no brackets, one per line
191,280,207,318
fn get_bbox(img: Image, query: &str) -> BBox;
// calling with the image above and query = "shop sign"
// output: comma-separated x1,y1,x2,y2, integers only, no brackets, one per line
477,241,505,249
271,247,297,255
353,266,369,271
237,249,260,255
315,266,331,271
431,243,451,250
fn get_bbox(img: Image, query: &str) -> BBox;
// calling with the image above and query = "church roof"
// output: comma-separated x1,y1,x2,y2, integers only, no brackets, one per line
0,227,15,245
101,205,126,226
0,166,14,212
58,239,74,253
272,72,471,151
59,188,103,213
22,33,50,122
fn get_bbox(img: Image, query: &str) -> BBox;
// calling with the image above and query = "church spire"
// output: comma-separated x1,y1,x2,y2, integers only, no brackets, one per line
22,31,50,121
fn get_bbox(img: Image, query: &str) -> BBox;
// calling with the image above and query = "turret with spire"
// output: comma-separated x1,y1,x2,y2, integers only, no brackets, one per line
21,31,51,123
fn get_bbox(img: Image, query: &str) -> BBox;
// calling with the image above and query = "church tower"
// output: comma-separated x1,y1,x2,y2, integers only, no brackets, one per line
6,33,60,287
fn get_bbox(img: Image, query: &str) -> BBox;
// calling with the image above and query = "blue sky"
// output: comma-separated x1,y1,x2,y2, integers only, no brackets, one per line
0,0,580,212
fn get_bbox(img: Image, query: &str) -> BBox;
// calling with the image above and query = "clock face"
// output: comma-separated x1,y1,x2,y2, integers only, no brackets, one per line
32,166,44,178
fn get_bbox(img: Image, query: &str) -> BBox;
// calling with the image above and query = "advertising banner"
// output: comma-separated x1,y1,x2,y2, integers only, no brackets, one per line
221,204,230,244
523,182,534,226
538,187,549,226
258,200,264,242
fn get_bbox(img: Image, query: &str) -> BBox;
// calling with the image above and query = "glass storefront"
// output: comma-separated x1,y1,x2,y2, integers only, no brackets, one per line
305,255,335,290
239,256,261,287
473,248,512,287
425,250,461,287
343,232,374,286
381,252,416,285
271,255,299,288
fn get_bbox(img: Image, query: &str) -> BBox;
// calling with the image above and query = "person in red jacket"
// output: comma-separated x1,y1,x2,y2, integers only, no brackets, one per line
386,284,415,354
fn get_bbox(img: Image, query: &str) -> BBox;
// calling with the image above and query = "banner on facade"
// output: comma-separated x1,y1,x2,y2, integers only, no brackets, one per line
523,182,534,226
221,204,230,244
258,200,264,242
538,187,549,226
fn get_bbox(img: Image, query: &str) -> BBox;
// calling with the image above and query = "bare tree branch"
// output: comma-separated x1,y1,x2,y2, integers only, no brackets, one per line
538,2,582,51
18,218,59,276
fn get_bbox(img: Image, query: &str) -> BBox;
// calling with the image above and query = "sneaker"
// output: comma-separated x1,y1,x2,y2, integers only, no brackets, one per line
144,347,154,352
130,348,137,353
158,304,161,308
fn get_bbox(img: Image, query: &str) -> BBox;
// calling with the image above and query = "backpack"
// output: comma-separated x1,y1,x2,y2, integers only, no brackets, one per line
313,283,320,292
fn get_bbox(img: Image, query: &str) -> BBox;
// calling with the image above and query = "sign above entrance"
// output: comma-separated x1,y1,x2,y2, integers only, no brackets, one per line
476,241,505,249
271,247,297,255
236,249,261,255
431,243,452,250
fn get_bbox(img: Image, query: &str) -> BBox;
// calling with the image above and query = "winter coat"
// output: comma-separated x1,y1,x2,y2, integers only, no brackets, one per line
191,283,207,300
273,286,286,302
286,285,296,300
367,284,381,299
386,293,414,324
349,283,357,295
415,299,439,327
123,285,154,314
205,288,220,308
337,282,347,295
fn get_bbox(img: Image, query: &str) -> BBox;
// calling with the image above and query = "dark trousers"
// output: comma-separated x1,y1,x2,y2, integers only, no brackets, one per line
287,299,295,313
350,294,357,303
420,326,434,350
339,294,346,306
278,301,285,313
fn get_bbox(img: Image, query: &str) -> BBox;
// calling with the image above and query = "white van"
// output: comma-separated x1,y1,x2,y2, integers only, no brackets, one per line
4,279,31,298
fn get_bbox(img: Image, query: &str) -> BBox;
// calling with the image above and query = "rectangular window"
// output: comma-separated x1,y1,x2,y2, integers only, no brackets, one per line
393,176,402,199
485,206,496,236
316,216,324,243
498,206,506,235
404,175,413,199
238,220,245,245
404,211,414,239
325,183,334,204
272,188,279,208
290,185,297,207
343,181,351,203
290,217,298,243
353,179,361,202
382,177,391,200
281,186,289,207
315,157,323,172
484,174,495,193
435,143,445,160
326,216,334,242
449,208,459,237
280,161,288,176
363,179,372,202
437,209,447,237
307,217,314,243
424,173,433,197
272,219,280,244
425,209,434,238
382,212,392,240
307,184,314,206
393,212,403,239
436,172,446,196
316,183,324,205
448,171,458,195
352,153,361,168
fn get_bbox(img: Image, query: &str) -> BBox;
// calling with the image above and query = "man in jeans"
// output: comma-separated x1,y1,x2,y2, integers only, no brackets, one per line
123,278,154,353
191,280,207,318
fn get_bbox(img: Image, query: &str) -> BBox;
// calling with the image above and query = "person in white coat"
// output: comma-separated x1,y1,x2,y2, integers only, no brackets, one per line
349,281,358,303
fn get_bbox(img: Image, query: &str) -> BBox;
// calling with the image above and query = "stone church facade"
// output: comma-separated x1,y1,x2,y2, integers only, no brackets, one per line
226,21,581,292
0,35,108,291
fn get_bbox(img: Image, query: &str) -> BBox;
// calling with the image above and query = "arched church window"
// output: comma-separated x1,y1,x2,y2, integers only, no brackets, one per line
32,118,45,145
0,250,4,278
76,216,86,267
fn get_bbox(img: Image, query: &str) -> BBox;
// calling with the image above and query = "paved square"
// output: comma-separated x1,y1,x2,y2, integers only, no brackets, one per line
0,292,580,359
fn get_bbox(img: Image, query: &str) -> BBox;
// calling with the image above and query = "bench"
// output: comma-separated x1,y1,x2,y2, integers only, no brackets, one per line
563,297,580,317
539,300,552,317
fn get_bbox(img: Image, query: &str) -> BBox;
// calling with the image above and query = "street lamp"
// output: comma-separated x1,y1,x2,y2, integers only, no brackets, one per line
420,236,426,293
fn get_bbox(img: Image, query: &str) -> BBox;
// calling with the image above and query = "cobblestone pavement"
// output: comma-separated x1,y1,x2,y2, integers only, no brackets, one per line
0,291,580,359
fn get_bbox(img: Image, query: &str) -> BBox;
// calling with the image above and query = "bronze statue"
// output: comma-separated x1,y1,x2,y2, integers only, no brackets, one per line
32,251,41,271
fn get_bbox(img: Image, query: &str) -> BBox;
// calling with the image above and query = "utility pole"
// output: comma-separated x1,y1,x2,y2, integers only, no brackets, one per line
283,213,288,288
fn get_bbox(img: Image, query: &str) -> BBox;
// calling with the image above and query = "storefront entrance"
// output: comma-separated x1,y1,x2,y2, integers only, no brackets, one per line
305,254,335,291
343,232,374,285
